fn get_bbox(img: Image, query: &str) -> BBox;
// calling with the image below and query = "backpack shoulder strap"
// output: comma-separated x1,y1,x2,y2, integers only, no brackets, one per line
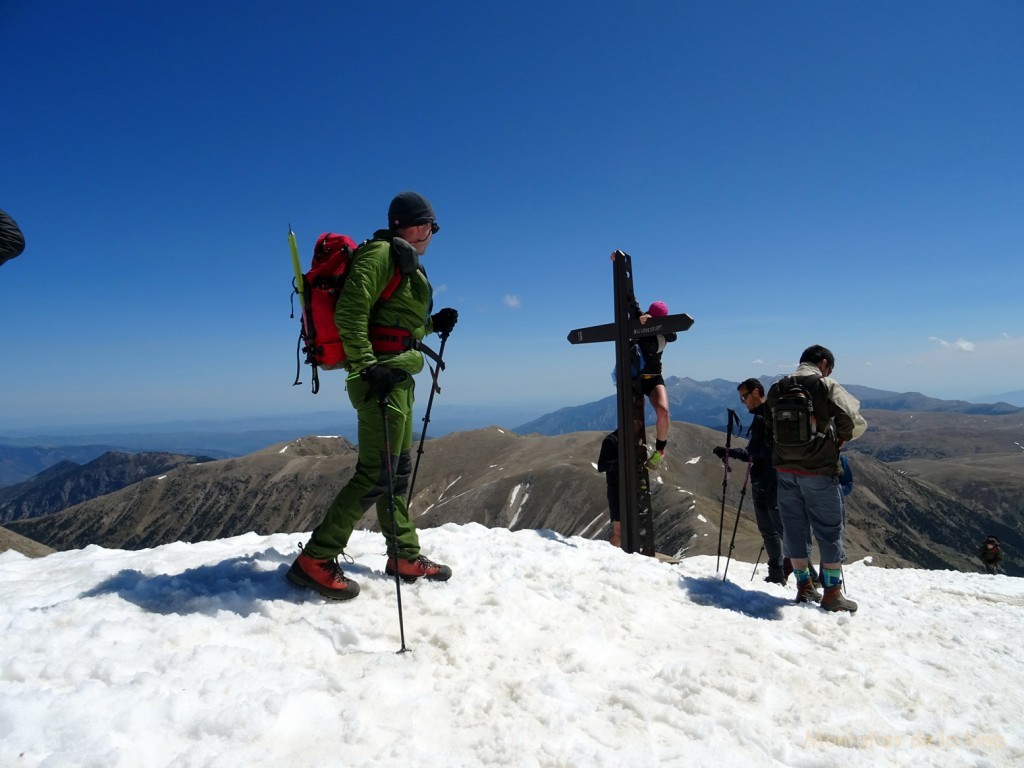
375,236,422,302
766,376,792,405
380,267,404,300
354,235,411,303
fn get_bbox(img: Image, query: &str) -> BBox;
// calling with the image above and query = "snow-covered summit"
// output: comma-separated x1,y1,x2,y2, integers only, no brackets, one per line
1,524,1020,767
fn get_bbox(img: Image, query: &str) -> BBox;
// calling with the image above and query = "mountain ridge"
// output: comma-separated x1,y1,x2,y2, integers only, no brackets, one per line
0,451,213,524
513,376,1023,435
9,422,1020,577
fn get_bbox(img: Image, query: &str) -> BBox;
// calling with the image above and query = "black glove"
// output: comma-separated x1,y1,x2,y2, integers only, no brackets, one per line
361,365,408,399
432,307,458,334
713,446,728,460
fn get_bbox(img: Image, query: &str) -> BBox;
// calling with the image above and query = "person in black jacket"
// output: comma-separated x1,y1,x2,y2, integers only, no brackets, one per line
0,208,25,266
978,535,1002,575
597,430,621,546
714,378,787,584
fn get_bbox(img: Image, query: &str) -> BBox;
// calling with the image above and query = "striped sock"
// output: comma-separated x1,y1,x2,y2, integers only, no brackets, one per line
823,568,843,588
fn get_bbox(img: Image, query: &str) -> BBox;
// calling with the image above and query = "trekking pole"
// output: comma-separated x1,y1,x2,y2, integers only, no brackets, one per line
750,546,764,582
723,460,752,581
716,409,741,572
406,331,449,506
379,395,409,654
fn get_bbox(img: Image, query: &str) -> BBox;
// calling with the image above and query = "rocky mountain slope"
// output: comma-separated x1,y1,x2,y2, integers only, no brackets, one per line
0,451,212,524
0,524,54,558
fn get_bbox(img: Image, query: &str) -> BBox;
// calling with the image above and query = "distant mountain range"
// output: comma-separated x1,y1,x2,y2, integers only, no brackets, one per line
3,377,1021,577
7,417,1022,577
0,403,540,485
2,377,1018,490
977,388,1024,407
513,376,1022,435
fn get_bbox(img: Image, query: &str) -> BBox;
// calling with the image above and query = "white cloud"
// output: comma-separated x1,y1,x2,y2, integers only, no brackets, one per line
928,336,975,352
434,283,448,293
503,294,521,308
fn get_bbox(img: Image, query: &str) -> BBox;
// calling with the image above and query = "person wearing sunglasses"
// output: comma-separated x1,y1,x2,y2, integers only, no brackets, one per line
713,378,788,585
288,191,458,600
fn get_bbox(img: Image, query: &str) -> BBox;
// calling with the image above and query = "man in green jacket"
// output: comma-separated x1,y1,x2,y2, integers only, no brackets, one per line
288,191,458,600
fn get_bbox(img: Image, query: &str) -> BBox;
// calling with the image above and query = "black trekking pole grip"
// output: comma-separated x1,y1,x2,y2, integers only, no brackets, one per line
407,330,449,507
379,396,409,654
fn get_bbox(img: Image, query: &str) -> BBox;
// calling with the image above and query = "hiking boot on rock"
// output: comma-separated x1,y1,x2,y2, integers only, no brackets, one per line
645,449,665,471
287,553,360,601
386,555,452,582
795,578,822,604
821,585,858,613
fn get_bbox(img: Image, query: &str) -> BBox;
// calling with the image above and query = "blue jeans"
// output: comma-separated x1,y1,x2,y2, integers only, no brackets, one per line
777,471,845,564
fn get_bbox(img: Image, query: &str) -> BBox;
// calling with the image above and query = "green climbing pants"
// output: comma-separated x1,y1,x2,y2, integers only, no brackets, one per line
305,374,420,560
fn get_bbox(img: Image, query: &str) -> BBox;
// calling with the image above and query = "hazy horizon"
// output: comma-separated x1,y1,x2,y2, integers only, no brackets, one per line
2,376,1021,439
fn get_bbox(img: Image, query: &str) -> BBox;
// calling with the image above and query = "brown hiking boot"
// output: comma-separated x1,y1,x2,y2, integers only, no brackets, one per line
821,585,858,613
287,553,360,601
386,555,452,582
795,578,823,604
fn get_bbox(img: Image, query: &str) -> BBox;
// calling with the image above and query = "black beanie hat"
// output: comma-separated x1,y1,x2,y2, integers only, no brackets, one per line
388,191,436,230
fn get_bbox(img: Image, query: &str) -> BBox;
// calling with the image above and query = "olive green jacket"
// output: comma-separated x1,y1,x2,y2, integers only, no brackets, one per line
335,230,434,375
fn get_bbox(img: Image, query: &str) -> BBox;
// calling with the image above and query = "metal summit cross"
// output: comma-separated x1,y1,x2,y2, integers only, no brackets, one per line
567,250,694,556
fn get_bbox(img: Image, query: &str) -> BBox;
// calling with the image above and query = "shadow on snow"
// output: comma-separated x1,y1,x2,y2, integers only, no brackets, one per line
78,546,318,617
678,574,790,620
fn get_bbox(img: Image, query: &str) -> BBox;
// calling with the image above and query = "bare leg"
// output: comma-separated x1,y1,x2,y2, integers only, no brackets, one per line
650,385,670,442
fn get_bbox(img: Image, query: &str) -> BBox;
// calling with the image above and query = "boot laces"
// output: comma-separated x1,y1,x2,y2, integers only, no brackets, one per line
316,557,346,581
299,541,352,568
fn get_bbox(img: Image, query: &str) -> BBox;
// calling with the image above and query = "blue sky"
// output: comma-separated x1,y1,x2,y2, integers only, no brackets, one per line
2,1,1022,429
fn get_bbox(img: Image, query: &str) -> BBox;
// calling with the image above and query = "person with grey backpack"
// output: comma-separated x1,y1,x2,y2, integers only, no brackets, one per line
765,345,867,613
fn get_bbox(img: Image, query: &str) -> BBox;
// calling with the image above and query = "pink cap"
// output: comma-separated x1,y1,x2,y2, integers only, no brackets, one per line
648,301,669,317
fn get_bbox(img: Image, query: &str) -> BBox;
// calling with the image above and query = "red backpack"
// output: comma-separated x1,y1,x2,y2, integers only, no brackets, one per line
290,231,402,393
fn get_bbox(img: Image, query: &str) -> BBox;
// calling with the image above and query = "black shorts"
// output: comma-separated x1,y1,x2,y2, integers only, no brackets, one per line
640,374,664,397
